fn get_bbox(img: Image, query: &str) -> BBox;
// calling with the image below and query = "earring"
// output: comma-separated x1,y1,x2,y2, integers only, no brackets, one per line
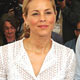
24,22,29,30
23,22,30,38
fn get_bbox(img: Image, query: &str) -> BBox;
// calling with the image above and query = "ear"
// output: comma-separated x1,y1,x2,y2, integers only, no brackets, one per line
22,14,28,25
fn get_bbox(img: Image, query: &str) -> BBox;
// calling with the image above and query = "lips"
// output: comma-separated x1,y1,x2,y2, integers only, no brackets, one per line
38,25,48,28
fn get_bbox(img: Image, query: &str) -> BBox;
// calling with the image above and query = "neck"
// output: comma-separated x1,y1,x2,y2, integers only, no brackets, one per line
24,35,52,54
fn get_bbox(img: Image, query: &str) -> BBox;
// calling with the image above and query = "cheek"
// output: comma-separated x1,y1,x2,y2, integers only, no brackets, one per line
29,18,38,25
48,16,56,24
4,30,8,34
13,29,16,33
4,31,8,37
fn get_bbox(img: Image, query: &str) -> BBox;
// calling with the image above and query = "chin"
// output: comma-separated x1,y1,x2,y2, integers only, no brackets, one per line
38,32,51,37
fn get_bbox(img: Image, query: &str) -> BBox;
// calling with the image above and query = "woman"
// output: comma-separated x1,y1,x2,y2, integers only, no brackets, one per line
0,13,19,45
0,0,76,79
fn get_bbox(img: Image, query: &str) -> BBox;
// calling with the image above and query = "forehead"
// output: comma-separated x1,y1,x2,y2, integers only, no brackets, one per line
28,0,53,11
4,21,12,27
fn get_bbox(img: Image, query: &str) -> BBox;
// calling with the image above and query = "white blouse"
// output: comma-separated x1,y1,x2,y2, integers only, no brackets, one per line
0,39,76,80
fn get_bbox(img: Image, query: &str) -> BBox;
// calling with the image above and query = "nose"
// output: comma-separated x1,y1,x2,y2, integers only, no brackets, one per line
40,14,46,22
8,28,12,33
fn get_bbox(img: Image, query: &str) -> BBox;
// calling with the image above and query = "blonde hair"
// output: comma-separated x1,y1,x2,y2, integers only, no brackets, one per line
21,0,56,38
18,23,30,39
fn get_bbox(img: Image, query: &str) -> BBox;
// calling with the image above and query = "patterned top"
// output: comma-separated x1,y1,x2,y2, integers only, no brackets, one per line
0,39,76,80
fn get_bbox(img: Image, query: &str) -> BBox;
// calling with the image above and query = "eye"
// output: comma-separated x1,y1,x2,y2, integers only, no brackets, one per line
11,26,15,29
32,13,39,16
45,11,52,14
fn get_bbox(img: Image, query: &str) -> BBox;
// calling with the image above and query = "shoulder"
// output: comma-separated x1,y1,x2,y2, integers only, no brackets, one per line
0,39,22,48
0,39,24,68
52,40,75,58
52,40,76,69
0,39,23,56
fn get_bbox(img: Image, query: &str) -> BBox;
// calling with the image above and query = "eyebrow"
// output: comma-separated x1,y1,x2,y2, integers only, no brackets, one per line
45,8,52,11
31,8,52,12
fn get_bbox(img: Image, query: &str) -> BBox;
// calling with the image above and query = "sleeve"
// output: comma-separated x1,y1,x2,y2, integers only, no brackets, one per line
0,47,7,80
65,50,76,80
74,35,80,80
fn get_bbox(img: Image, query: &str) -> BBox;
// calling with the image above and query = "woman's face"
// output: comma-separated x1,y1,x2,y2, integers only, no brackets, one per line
24,0,56,37
3,21,16,39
